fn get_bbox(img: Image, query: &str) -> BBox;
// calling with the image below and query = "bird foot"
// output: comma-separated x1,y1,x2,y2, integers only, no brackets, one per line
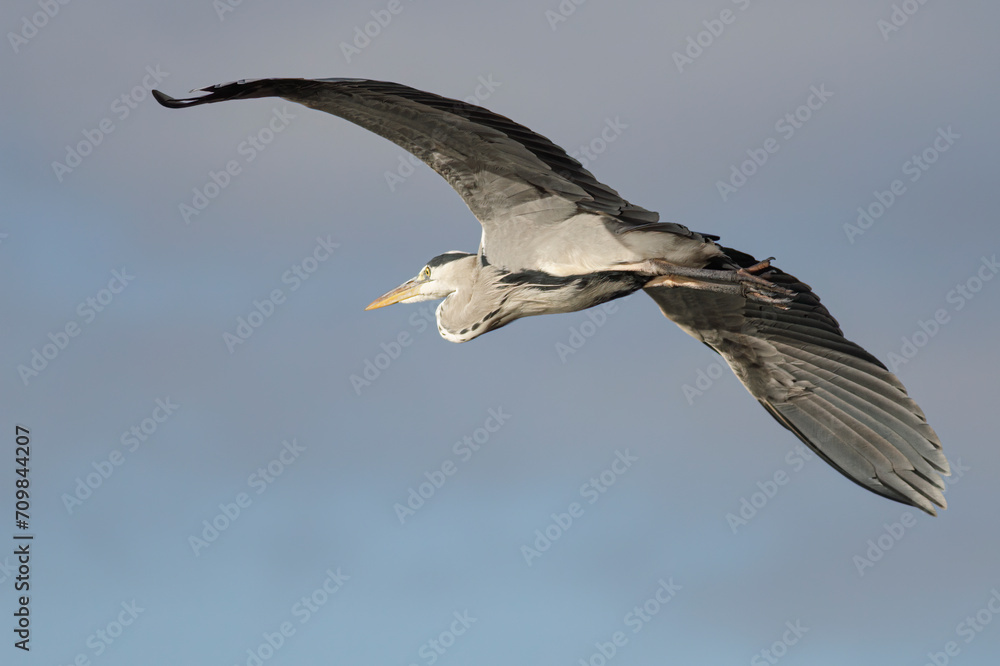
634,259,794,308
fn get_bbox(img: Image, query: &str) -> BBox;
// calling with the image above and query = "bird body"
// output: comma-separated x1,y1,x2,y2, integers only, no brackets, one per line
154,77,950,515
432,256,651,342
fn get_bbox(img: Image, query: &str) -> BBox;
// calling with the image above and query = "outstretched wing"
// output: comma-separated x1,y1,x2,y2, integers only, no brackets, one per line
645,248,950,515
154,78,701,271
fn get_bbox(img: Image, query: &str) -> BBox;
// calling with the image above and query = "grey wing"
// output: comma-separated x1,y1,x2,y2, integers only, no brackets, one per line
153,77,700,271
645,249,950,515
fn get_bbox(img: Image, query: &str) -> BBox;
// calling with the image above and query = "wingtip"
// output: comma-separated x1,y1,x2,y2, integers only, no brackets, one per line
152,79,284,109
152,89,203,108
919,498,942,517
153,83,232,108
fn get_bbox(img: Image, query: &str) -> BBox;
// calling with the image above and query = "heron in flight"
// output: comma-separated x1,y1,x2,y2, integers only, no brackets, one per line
154,78,950,515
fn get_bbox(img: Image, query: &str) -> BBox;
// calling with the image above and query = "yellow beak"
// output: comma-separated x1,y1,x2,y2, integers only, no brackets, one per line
364,280,422,310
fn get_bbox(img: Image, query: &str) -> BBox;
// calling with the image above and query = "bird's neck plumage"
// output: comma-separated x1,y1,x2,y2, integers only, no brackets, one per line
435,264,646,343
435,264,509,343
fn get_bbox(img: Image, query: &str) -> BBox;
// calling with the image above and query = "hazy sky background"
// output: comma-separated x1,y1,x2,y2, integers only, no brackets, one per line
3,1,999,664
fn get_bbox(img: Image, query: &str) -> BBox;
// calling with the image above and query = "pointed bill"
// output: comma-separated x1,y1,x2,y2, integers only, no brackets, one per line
364,279,422,310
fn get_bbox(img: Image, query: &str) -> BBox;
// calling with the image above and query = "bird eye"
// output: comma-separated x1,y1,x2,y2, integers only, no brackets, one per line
422,266,431,279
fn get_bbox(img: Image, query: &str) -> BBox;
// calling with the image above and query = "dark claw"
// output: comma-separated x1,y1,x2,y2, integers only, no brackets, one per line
735,267,795,298
743,286,794,309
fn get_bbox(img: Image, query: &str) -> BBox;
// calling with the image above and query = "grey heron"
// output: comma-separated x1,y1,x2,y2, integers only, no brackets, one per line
154,78,950,515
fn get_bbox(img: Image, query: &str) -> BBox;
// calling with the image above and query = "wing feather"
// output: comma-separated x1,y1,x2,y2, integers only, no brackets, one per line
154,77,697,270
645,250,949,514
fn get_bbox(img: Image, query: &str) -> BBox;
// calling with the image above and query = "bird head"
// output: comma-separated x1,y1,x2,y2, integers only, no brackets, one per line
365,251,476,310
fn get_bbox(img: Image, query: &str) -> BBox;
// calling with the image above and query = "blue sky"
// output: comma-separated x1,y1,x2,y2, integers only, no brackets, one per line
3,1,999,664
